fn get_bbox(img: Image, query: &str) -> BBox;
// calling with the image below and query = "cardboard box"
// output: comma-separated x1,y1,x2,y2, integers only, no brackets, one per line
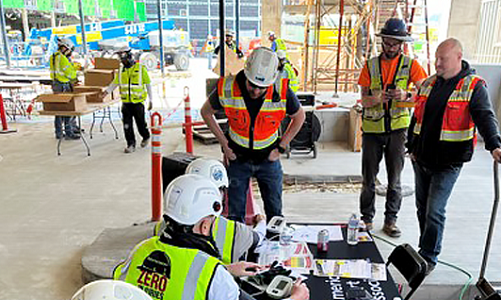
94,57,120,70
36,93,88,112
348,107,362,152
84,69,115,87
73,86,107,103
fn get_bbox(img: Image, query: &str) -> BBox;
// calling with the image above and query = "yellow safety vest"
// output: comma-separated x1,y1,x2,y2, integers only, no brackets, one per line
362,55,412,133
49,51,77,83
280,63,299,92
114,236,220,300
154,217,238,265
114,63,150,103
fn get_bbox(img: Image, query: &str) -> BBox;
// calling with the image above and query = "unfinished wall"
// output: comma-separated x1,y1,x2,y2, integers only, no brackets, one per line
447,0,483,59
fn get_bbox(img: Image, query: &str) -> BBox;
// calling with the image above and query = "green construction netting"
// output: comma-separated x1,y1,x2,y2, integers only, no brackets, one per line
83,0,94,16
3,0,24,9
63,0,79,14
37,0,53,11
98,0,111,18
136,2,147,22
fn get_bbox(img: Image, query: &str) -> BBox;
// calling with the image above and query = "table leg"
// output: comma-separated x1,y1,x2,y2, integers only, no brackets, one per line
78,116,91,156
107,106,119,139
90,112,96,139
57,136,62,156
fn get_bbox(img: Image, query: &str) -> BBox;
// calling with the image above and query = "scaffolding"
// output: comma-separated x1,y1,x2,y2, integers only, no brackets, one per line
284,0,431,94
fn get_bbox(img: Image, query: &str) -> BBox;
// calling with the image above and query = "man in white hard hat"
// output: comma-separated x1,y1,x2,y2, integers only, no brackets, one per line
276,50,299,93
101,46,153,153
214,29,244,58
71,280,153,300
268,31,288,58
115,174,310,300
152,158,267,265
201,47,306,223
50,37,80,140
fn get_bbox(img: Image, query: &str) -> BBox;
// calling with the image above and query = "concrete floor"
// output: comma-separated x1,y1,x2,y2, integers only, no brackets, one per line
1,59,500,300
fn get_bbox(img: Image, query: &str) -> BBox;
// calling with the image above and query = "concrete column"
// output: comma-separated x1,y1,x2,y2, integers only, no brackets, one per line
22,8,29,41
261,0,282,46
50,11,56,27
447,0,482,59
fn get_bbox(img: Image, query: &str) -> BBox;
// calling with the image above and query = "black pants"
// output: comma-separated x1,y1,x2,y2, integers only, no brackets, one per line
122,102,150,147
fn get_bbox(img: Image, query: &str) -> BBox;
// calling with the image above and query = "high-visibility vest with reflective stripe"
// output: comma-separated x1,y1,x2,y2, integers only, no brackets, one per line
413,74,481,142
113,236,220,300
154,217,238,265
362,55,412,133
280,63,299,92
49,51,77,83
218,76,288,150
118,63,148,103
213,217,236,264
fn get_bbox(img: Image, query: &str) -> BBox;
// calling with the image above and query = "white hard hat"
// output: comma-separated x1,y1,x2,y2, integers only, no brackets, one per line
276,50,286,60
164,174,222,225
244,47,279,87
185,158,228,189
268,31,275,37
58,37,74,50
71,280,152,300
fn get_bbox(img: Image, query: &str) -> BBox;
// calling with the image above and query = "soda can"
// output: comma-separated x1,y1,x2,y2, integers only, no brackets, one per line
317,229,329,252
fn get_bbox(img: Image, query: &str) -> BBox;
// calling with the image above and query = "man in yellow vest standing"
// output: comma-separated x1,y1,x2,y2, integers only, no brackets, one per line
277,50,299,93
407,38,501,274
50,38,80,140
214,30,243,59
102,47,152,153
357,18,427,237
114,174,309,300
201,47,306,223
268,31,287,55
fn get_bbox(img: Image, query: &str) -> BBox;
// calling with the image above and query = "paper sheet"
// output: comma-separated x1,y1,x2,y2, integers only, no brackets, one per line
290,225,344,243
256,241,314,274
314,259,387,281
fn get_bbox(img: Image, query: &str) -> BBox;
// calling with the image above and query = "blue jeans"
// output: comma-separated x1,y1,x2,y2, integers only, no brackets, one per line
52,81,76,138
227,158,283,223
412,160,462,264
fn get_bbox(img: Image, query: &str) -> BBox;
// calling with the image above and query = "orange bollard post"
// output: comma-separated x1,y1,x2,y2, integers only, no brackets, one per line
184,87,194,154
151,112,163,221
0,94,16,134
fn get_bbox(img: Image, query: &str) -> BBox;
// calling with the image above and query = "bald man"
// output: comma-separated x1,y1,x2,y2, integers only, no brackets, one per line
407,38,501,274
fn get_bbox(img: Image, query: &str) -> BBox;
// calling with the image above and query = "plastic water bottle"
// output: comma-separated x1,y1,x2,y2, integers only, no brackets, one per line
279,226,294,247
347,214,359,246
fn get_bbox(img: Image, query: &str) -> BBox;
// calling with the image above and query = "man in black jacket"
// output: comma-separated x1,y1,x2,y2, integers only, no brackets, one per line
407,38,501,273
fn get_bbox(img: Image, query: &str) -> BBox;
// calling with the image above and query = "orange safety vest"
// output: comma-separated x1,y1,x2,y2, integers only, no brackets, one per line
218,76,289,149
413,74,483,143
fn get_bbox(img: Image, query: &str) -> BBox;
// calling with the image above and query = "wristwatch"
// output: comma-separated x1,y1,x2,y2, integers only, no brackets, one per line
277,145,286,154
407,92,413,100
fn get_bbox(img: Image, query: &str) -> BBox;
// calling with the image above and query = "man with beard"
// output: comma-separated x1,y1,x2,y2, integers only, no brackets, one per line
357,18,427,237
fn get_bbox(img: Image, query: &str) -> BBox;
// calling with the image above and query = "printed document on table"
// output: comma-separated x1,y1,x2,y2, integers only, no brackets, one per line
314,259,387,281
290,225,343,243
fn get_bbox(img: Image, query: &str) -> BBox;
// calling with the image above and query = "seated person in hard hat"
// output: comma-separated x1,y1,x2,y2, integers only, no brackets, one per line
115,174,310,300
214,30,244,58
71,279,153,300
152,158,267,265
276,50,299,93
101,47,153,154
201,47,306,224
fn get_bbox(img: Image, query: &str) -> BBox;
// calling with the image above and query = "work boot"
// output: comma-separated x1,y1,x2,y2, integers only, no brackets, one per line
363,221,373,232
124,145,136,153
140,137,150,148
382,222,401,238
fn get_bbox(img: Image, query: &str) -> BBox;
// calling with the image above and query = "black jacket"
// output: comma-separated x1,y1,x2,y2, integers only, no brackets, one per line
407,60,501,168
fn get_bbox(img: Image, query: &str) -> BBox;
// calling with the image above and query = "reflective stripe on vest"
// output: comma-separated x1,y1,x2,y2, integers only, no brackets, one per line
50,51,75,83
281,64,299,92
413,74,480,142
218,76,288,149
362,55,412,133
118,63,147,103
213,217,236,264
113,236,220,300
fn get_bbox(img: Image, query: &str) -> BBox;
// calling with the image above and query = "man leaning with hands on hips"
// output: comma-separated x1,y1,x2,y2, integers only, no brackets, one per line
101,47,153,154
407,38,501,274
357,18,427,237
201,47,305,223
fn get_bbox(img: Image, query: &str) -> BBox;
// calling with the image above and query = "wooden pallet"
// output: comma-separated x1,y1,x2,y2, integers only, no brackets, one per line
192,125,219,144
